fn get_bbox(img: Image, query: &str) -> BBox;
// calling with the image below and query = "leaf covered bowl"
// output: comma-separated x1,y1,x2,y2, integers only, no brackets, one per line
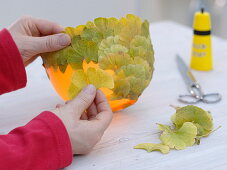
41,14,154,111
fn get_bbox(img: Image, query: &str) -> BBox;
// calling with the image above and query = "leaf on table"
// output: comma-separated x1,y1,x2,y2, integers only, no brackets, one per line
158,122,197,150
134,143,170,154
171,105,213,137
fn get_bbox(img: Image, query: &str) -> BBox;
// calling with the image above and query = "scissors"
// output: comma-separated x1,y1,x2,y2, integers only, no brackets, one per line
176,54,222,104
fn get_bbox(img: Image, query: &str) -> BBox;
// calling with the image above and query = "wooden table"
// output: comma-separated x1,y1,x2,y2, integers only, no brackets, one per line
1,21,227,170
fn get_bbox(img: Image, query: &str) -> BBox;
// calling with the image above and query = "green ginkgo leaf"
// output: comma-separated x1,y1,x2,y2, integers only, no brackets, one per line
98,35,128,60
68,67,114,98
111,78,130,99
141,20,150,37
94,17,119,37
87,67,114,89
72,36,99,63
68,83,81,99
42,46,82,73
134,143,170,154
158,122,197,150
71,69,88,88
118,14,142,47
80,27,103,43
99,53,133,70
171,105,213,137
65,27,77,38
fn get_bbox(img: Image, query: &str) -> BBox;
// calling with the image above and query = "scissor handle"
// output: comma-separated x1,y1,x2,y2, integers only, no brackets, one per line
188,82,203,99
178,93,222,104
202,93,222,103
178,94,201,104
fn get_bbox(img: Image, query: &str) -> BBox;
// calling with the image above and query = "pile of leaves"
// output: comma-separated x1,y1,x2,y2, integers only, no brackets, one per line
41,14,154,100
134,105,217,154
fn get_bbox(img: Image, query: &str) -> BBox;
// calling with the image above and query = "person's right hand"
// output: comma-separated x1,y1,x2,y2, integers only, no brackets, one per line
51,85,113,154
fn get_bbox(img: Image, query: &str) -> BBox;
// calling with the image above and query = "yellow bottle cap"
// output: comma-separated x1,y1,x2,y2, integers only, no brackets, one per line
193,8,211,31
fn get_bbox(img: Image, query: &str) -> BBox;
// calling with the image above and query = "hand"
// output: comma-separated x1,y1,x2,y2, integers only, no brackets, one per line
51,85,113,154
8,16,71,66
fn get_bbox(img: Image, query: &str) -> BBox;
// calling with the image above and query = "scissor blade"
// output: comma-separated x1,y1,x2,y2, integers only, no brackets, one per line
176,54,197,86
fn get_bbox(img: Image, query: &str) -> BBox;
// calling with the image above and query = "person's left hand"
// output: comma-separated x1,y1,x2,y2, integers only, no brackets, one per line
8,16,71,66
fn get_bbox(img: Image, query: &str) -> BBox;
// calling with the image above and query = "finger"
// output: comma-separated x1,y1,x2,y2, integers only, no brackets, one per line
96,90,112,113
24,55,39,66
87,102,98,119
92,90,113,131
65,100,71,104
66,85,96,117
56,104,64,108
33,17,64,35
80,111,88,120
31,33,71,53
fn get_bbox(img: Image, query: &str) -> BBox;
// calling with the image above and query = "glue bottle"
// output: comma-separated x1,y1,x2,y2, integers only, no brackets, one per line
190,8,213,71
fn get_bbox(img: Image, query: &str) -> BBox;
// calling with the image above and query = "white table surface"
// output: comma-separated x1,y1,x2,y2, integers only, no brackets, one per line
1,21,227,170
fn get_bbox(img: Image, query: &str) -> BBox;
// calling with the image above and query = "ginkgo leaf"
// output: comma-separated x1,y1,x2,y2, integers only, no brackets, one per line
171,105,213,137
111,78,130,99
75,25,85,35
134,143,170,154
80,27,103,43
141,20,150,37
99,53,133,70
71,69,88,88
129,35,154,66
68,83,81,99
98,35,128,60
118,14,142,47
120,64,146,79
94,17,119,37
158,122,197,150
87,68,114,89
42,46,82,73
68,68,114,99
72,36,99,63
65,27,77,38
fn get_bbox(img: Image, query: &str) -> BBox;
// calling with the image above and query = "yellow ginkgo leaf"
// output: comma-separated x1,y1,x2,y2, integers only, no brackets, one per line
171,105,213,137
68,83,81,99
134,143,170,154
158,122,197,150
65,27,77,38
71,69,88,89
87,68,114,89
75,25,85,36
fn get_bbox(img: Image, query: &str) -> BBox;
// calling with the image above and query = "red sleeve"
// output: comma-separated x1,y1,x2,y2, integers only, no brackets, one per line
0,28,27,95
0,29,73,169
0,111,73,170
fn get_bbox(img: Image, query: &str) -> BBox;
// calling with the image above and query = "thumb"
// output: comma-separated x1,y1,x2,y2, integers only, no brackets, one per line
66,85,96,117
33,33,71,53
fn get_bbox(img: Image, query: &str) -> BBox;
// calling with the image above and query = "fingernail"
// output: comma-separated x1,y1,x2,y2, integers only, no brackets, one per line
83,84,96,94
58,33,71,46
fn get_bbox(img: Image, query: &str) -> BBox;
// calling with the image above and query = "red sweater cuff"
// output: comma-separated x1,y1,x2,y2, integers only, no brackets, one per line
34,111,73,168
0,29,26,94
